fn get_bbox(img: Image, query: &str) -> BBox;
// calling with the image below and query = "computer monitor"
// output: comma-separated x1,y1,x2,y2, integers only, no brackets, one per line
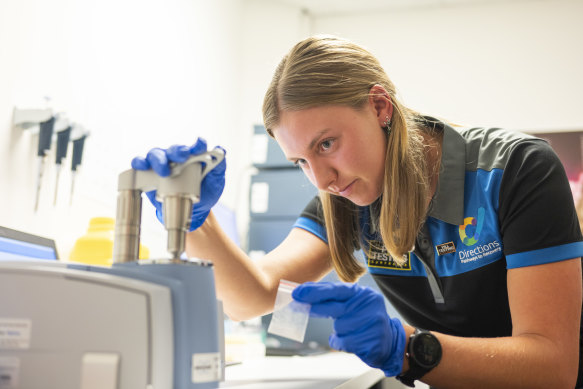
0,226,59,260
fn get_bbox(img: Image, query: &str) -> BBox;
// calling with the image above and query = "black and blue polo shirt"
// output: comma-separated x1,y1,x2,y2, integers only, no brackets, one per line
293,117,583,384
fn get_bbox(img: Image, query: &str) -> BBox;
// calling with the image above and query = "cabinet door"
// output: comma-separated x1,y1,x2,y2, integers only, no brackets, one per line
249,169,317,219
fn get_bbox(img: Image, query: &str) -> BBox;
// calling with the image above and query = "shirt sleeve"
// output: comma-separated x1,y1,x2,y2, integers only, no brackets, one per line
498,139,583,268
293,196,328,243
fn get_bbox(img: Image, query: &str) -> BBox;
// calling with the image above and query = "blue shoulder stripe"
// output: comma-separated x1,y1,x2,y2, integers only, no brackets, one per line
293,217,328,243
506,241,583,269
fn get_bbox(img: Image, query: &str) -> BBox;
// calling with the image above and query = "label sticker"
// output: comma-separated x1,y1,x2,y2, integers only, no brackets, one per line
0,356,20,389
436,241,456,256
0,319,31,350
192,352,221,383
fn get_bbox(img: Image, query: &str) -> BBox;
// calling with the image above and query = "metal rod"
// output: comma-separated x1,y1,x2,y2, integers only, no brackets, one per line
112,189,142,263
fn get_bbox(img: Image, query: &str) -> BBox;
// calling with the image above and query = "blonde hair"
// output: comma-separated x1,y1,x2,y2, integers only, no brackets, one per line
262,35,430,282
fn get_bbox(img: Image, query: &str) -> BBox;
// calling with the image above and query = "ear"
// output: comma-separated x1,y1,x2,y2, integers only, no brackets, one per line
368,84,394,126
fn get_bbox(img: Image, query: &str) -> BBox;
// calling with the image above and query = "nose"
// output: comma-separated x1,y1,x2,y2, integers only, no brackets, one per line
307,159,336,192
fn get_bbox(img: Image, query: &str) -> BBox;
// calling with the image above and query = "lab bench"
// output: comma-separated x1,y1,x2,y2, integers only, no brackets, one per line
220,351,427,389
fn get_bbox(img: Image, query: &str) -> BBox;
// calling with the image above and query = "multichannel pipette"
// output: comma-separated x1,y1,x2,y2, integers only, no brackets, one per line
34,117,56,212
53,126,72,205
70,134,87,205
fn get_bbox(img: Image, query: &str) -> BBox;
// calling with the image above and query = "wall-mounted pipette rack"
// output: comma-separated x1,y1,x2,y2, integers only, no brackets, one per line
12,106,91,210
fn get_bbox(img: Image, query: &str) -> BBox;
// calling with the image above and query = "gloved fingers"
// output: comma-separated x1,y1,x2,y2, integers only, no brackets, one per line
329,317,407,377
214,145,226,155
341,289,387,318
199,152,226,206
307,300,351,319
199,180,225,202
328,332,372,353
131,156,151,171
144,190,161,208
333,309,387,335
189,210,211,231
166,144,191,163
145,148,171,177
211,145,227,159
188,143,226,232
292,282,360,304
328,333,347,352
155,208,164,224
144,190,164,224
199,163,225,197
203,147,227,180
347,318,403,354
310,294,381,321
210,146,227,174
329,330,390,364
188,137,208,155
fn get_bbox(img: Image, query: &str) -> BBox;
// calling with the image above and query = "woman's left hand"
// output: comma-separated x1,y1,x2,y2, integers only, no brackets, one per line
292,282,406,376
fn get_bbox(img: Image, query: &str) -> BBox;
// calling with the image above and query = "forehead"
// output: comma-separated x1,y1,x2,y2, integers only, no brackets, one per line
273,105,362,149
278,106,343,129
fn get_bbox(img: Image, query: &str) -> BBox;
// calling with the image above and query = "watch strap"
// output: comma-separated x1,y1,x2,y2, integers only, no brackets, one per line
396,360,431,387
396,328,440,387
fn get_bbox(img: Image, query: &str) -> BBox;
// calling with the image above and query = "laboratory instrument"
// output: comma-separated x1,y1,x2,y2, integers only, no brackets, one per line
131,138,226,232
53,126,71,205
33,116,55,211
69,132,87,205
11,107,52,130
0,148,226,389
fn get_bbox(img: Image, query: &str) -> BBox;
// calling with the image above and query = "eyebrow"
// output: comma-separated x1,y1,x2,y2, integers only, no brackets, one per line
308,129,331,151
285,128,332,163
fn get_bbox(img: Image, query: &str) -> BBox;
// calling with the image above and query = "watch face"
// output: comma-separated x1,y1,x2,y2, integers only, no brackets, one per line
411,332,442,368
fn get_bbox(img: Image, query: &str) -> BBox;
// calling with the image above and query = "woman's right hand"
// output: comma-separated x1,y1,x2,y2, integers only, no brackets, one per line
131,137,227,231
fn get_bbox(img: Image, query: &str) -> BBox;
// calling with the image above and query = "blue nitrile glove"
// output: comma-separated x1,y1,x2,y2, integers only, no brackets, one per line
292,282,406,377
131,137,226,231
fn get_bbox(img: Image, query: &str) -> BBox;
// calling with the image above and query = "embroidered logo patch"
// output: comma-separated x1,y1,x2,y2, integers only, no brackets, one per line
366,242,411,270
458,207,485,246
457,206,502,264
436,241,456,256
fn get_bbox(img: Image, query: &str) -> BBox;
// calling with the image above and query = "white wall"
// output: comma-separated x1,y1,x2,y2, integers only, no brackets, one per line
310,0,583,131
236,0,311,235
0,0,245,259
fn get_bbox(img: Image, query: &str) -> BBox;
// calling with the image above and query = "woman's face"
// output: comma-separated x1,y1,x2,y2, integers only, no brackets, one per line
273,104,388,207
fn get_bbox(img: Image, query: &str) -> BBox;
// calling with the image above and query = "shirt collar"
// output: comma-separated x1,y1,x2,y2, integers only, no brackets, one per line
427,120,466,225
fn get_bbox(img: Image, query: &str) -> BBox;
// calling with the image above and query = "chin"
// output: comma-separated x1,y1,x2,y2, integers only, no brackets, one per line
330,186,381,207
346,195,377,207
356,191,383,206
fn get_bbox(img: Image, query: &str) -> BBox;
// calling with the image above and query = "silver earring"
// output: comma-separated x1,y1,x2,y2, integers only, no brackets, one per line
382,115,392,135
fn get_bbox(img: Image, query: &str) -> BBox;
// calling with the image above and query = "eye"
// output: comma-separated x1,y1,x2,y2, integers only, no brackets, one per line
293,158,307,168
320,138,335,151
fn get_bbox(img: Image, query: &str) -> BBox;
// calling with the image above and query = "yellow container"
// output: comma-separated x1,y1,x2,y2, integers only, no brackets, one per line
69,217,149,266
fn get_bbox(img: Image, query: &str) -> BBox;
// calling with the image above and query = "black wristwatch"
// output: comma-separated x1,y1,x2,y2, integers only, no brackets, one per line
396,328,442,387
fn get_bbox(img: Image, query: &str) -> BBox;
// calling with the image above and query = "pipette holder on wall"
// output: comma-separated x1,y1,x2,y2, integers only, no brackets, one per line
12,107,53,131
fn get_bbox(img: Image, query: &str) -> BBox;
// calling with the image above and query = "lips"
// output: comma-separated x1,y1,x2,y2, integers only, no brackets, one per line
338,180,356,197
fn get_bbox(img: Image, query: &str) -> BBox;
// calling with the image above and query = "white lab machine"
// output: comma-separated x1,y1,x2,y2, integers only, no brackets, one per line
0,149,226,389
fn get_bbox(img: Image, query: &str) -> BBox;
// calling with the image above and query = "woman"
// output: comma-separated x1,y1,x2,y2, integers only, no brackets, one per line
133,36,582,388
